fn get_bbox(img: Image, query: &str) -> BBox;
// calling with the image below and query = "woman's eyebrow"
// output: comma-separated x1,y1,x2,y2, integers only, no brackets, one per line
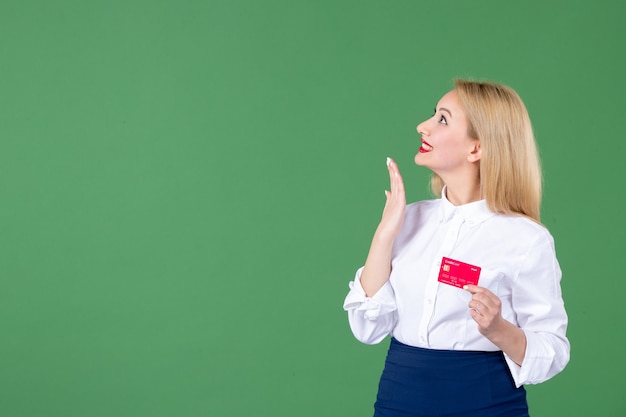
439,107,452,117
434,107,453,117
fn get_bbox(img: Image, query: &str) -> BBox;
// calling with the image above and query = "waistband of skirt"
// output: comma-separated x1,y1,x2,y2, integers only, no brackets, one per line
390,337,503,360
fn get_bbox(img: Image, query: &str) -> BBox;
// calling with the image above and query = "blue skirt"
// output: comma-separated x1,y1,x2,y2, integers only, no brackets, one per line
374,338,529,417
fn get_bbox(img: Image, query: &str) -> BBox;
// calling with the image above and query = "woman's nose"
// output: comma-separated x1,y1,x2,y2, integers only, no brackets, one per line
416,120,428,136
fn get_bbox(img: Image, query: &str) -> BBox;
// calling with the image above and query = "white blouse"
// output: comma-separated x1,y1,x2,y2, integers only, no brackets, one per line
343,192,570,387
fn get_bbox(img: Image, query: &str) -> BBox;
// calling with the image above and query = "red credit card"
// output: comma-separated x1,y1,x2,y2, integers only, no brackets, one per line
437,257,481,288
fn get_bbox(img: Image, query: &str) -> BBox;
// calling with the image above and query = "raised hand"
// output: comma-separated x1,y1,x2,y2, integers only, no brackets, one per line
378,157,406,240
359,157,407,296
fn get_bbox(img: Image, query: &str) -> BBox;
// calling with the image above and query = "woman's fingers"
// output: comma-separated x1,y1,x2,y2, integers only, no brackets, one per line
386,157,395,193
385,157,405,203
379,157,406,238
464,285,503,334
386,157,405,196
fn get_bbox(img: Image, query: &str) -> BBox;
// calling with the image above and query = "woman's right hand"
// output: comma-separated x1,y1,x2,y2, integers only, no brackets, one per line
377,157,406,240
359,157,407,296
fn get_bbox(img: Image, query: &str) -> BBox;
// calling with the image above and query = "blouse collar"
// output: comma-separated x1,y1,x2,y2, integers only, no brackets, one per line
439,186,495,226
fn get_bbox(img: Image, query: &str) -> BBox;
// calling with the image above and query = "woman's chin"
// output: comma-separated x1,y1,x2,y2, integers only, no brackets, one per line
414,153,427,166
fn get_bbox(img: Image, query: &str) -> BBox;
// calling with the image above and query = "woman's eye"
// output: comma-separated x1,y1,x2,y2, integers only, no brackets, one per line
439,115,447,125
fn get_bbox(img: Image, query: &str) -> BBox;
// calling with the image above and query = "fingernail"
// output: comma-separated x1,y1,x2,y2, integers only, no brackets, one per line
463,285,468,290
386,157,391,166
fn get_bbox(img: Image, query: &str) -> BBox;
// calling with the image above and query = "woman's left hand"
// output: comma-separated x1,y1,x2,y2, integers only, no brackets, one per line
463,285,505,339
463,284,527,366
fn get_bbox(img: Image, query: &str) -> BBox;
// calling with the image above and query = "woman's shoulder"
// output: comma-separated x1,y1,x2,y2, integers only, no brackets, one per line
489,212,555,242
406,197,440,211
405,198,441,218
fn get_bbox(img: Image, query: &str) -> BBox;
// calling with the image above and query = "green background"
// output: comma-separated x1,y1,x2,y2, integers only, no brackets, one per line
1,0,624,416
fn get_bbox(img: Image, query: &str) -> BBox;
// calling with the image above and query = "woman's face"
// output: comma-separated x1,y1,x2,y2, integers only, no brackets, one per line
414,89,480,176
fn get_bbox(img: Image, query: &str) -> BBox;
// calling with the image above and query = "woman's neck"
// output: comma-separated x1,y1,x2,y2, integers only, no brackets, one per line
444,181,482,206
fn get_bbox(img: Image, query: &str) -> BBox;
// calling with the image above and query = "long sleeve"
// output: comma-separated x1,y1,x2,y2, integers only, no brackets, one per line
504,231,570,387
343,267,398,344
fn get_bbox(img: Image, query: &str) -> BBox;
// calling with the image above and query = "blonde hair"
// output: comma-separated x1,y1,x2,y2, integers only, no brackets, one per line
430,79,543,222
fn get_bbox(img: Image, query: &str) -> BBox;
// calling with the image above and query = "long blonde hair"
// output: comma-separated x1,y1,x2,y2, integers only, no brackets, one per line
430,79,543,222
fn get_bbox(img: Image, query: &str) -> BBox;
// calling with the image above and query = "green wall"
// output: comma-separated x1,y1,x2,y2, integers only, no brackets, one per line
1,0,624,416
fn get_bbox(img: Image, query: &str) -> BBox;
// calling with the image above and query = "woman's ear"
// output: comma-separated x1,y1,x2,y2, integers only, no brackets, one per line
467,140,481,163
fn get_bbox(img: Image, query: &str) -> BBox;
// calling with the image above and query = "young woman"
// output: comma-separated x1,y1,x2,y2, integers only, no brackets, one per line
343,80,569,417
